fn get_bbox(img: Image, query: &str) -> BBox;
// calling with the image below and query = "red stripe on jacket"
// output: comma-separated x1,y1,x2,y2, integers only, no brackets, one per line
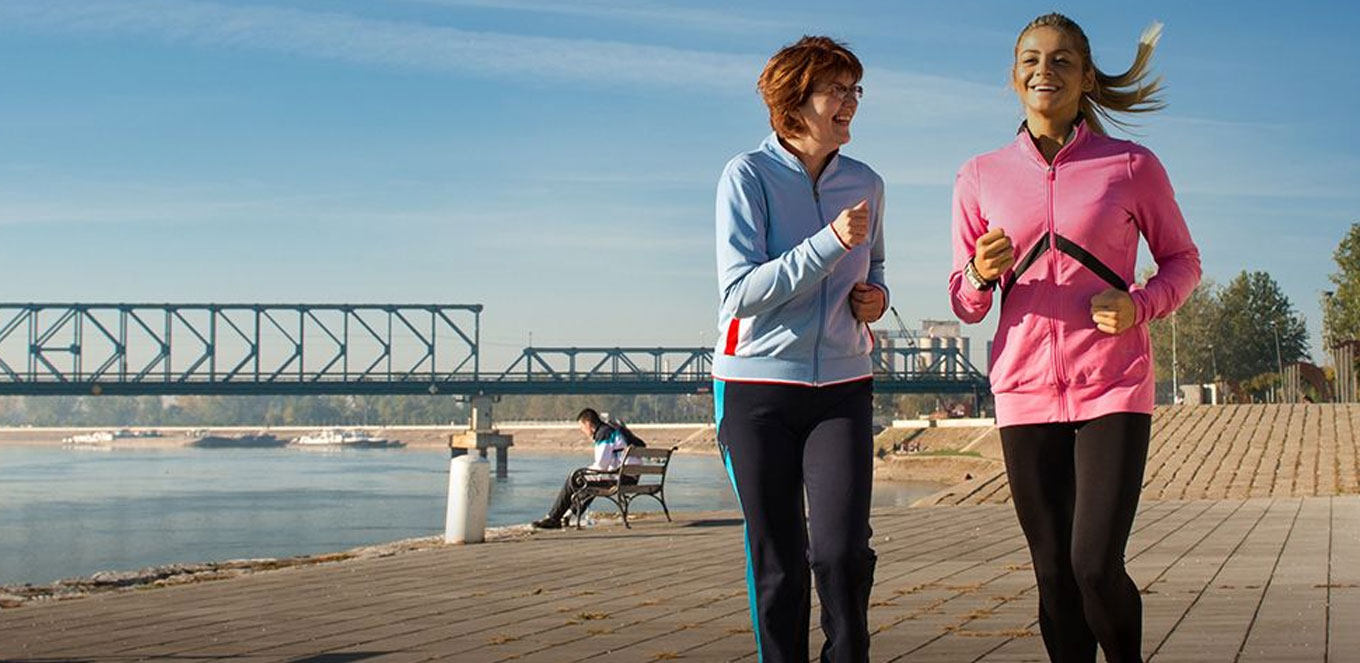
724,318,741,356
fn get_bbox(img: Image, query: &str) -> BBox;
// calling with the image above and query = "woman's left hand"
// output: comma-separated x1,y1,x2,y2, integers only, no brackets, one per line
851,283,885,323
1090,289,1136,334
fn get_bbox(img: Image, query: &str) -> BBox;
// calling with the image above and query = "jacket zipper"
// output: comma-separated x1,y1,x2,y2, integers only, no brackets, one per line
799,151,836,387
1044,164,1070,420
812,180,825,385
1022,126,1084,420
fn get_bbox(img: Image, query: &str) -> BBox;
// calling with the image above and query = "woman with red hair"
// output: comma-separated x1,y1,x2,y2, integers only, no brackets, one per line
713,35,889,663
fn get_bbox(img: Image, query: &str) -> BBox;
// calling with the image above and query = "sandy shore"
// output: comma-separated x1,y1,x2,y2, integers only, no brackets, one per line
0,510,678,609
1,422,1002,487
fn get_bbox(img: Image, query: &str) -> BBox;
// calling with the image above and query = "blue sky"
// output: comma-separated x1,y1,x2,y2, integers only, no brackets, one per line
2,0,1356,371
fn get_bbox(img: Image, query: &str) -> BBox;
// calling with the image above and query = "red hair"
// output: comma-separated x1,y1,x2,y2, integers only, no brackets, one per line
758,36,863,138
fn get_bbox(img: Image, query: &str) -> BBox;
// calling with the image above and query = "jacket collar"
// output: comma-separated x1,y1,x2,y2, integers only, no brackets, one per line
1014,115,1092,166
761,132,841,181
592,423,615,443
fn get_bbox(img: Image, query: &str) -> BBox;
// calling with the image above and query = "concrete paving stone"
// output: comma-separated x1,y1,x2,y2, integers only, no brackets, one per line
1,431,1355,663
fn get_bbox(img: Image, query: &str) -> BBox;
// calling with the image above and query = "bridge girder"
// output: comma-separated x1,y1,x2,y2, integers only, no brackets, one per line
0,304,990,397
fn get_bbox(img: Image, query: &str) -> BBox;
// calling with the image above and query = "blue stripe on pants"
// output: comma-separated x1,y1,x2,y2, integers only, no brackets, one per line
716,378,876,662
715,378,764,661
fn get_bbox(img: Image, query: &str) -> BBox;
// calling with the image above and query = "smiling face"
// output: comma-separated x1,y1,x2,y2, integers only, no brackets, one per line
794,71,859,152
1013,26,1093,122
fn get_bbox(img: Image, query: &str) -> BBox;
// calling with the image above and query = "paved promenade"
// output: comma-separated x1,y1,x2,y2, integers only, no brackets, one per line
3,495,1357,662
924,404,1360,506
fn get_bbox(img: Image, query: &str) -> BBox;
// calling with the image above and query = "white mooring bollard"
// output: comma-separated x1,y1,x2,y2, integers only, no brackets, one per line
444,454,490,544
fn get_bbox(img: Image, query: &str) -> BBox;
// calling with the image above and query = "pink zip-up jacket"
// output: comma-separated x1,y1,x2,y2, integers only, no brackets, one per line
950,120,1201,427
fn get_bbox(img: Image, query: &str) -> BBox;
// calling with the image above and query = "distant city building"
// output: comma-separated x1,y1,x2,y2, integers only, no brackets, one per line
921,319,961,338
919,320,970,378
871,318,974,377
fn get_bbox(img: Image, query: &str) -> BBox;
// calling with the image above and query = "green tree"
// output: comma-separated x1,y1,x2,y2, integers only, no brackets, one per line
23,396,81,426
82,395,141,426
281,396,346,425
1214,271,1310,383
1323,222,1360,347
1149,278,1221,384
0,397,19,425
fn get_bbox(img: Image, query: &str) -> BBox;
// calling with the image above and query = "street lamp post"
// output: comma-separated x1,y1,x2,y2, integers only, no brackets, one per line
1323,290,1336,352
1273,325,1284,375
1272,322,1284,403
1205,342,1220,405
1171,311,1179,403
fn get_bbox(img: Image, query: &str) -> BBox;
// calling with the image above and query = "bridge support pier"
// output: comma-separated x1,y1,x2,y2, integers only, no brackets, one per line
452,395,513,478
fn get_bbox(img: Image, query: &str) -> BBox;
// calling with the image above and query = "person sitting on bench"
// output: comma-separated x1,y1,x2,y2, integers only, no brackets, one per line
532,408,638,529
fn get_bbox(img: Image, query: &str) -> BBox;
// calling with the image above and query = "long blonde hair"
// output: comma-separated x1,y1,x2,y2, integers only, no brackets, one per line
1016,13,1165,135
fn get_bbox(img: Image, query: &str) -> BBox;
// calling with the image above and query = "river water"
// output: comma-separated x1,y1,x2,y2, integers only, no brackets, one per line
0,445,943,586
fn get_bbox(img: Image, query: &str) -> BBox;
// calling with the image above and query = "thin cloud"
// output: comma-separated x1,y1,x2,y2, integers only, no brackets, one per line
490,216,712,252
396,0,798,33
861,69,1013,127
399,0,1012,47
1,0,1003,117
0,0,758,91
0,194,329,226
543,172,715,187
0,177,434,227
1154,115,1291,132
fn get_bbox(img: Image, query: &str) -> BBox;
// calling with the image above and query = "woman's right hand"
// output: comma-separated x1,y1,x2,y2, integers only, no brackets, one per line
973,227,1015,281
831,200,870,247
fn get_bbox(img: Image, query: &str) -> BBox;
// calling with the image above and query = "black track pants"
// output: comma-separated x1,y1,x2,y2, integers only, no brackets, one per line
1000,412,1152,663
716,378,876,663
545,469,636,522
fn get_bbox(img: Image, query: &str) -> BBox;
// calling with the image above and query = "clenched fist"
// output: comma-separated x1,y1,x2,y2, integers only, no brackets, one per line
832,200,870,248
1090,288,1136,334
850,283,885,323
972,227,1015,281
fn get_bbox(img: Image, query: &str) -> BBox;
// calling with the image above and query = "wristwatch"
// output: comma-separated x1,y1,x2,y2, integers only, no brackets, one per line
964,258,997,292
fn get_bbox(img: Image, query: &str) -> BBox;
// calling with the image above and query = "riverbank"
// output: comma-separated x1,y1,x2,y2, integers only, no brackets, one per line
1,505,717,609
0,442,947,592
0,521,548,609
0,421,1002,487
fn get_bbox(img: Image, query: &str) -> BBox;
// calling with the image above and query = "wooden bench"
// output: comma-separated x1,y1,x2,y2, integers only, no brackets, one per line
569,446,678,529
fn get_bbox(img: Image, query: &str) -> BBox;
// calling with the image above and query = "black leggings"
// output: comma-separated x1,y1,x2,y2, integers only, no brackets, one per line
1000,412,1151,663
716,378,876,663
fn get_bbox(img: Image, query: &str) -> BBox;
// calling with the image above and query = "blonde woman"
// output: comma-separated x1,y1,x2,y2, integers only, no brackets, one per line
948,14,1201,662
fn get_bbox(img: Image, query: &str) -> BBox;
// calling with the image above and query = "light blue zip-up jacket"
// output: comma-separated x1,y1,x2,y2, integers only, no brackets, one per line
712,133,888,386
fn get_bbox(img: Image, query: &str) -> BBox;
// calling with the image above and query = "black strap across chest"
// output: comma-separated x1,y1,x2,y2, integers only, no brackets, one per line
1001,232,1128,303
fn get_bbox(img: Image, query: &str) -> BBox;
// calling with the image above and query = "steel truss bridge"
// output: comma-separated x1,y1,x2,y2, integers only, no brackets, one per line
0,304,989,398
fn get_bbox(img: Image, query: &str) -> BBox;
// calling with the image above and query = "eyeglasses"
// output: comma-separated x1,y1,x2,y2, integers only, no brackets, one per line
821,83,864,102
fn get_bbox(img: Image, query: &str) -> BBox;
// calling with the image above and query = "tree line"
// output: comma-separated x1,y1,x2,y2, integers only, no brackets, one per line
1147,222,1360,400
